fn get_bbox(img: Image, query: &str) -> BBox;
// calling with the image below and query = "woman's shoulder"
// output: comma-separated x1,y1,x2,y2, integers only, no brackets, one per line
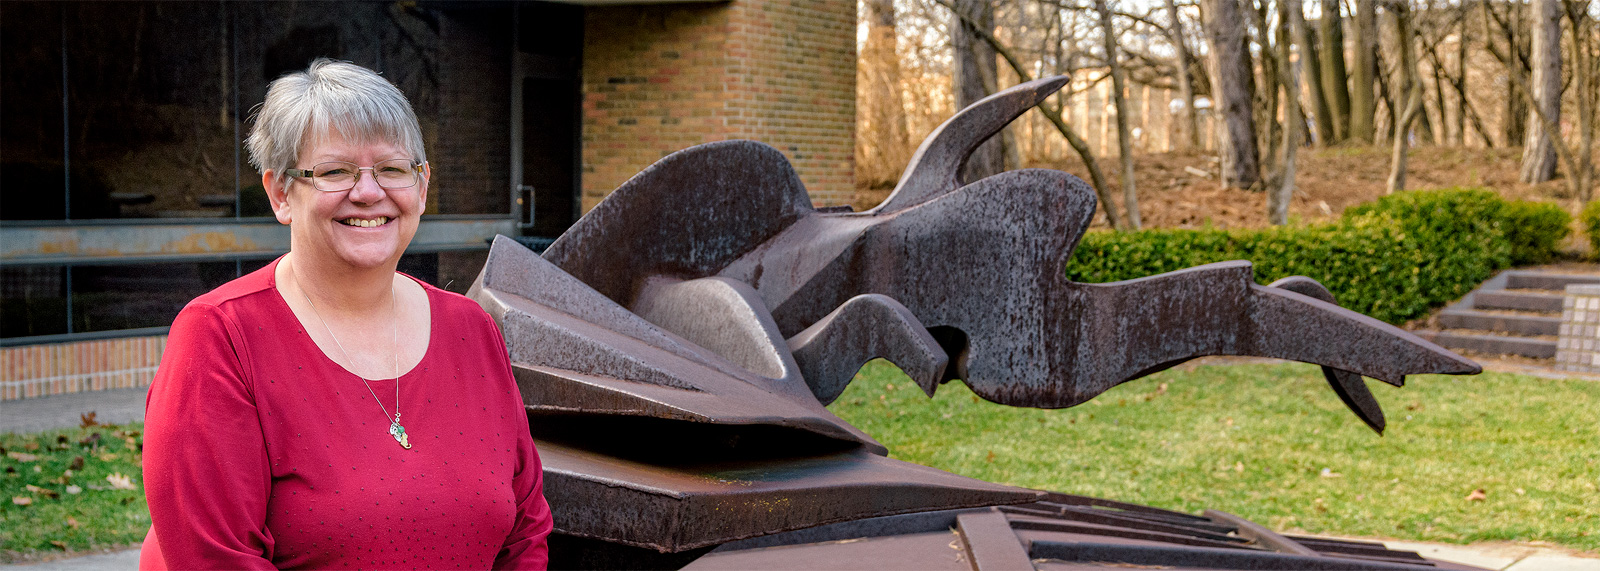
182,263,280,318
413,277,500,335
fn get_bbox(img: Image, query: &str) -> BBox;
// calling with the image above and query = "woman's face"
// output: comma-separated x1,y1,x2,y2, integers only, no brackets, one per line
264,129,429,272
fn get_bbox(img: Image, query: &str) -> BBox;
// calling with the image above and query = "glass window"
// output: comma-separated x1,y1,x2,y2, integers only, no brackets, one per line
1,1,517,221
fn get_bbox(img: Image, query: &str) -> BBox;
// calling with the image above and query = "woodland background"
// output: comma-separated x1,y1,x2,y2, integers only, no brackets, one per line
852,0,1599,231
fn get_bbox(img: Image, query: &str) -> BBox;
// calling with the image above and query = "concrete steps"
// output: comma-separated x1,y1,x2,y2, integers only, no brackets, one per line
1436,309,1560,337
1416,271,1600,359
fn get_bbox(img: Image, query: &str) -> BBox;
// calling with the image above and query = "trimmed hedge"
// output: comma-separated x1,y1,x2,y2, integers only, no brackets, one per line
1065,189,1564,324
1582,200,1600,260
1492,199,1570,265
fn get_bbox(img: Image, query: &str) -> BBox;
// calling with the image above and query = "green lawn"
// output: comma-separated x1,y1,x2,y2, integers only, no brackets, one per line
0,424,148,563
828,360,1600,552
3,361,1596,561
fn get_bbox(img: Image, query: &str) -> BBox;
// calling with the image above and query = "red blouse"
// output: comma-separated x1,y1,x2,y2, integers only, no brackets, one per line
140,260,551,570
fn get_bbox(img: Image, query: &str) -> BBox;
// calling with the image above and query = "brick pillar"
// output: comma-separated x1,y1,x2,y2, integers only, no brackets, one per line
580,0,856,211
1556,284,1600,372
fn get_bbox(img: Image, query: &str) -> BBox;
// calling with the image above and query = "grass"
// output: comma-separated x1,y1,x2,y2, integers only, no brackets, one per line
2,361,1595,561
0,423,148,563
827,360,1600,552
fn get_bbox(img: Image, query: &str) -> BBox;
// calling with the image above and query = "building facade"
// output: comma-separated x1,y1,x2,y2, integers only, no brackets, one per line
0,0,857,400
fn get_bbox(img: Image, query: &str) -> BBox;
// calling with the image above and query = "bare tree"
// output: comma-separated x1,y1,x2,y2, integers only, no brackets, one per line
1487,1,1530,147
1319,0,1352,141
940,0,1124,228
1097,0,1141,229
857,0,913,188
1520,0,1561,182
1165,0,1203,149
1205,0,1262,188
1351,0,1381,143
1249,0,1282,166
1300,13,1336,144
1274,0,1306,223
953,0,1005,183
1486,1,1589,200
1388,0,1426,192
1421,31,1495,147
1565,0,1596,200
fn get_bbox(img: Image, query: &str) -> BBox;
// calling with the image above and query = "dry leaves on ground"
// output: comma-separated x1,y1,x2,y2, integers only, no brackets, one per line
105,473,138,490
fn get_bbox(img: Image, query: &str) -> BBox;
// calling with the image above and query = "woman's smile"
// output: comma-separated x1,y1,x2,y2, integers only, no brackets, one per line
338,215,392,228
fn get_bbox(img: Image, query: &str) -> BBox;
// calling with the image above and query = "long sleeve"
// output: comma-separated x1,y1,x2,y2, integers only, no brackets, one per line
492,424,553,570
490,315,553,571
142,303,276,570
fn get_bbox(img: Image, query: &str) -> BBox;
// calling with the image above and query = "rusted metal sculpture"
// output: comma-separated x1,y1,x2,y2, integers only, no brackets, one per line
469,76,1481,570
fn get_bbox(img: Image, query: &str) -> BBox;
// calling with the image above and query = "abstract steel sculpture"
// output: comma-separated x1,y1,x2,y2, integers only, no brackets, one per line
469,76,1482,570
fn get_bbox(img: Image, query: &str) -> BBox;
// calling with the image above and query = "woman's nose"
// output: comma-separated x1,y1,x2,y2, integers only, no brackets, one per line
346,170,387,203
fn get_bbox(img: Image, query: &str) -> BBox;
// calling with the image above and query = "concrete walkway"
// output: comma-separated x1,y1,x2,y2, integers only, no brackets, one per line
2,548,139,570
1378,538,1600,570
0,387,148,434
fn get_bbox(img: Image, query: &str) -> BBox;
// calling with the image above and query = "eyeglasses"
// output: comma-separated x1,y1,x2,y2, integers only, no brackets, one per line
286,159,424,192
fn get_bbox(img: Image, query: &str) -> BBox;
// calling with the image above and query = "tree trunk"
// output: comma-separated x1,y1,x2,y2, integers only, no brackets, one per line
1301,20,1336,145
1098,0,1141,229
1454,7,1468,146
1388,0,1424,193
1484,3,1588,200
1351,0,1379,142
952,0,1004,184
857,0,912,188
1520,0,1561,182
1492,2,1529,147
1430,55,1449,145
1251,0,1282,172
1205,0,1262,188
1319,0,1351,141
1166,0,1203,150
1563,0,1594,200
1274,0,1306,224
949,0,1123,228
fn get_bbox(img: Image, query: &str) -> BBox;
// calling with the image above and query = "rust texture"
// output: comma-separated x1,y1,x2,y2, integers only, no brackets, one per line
468,76,1482,569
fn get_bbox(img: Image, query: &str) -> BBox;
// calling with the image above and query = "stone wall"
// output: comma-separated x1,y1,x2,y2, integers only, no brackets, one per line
1556,284,1600,373
580,0,856,211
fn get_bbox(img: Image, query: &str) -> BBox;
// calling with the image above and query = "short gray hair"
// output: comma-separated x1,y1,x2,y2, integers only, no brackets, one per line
246,59,426,186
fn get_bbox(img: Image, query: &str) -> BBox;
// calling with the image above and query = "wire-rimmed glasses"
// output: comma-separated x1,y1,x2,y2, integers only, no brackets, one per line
286,159,424,192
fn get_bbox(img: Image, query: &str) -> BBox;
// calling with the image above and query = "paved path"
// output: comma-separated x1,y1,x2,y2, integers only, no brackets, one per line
0,387,148,434
1,548,140,570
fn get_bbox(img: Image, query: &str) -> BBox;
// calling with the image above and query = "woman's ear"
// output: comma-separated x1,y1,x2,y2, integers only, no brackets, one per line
417,161,431,212
263,170,293,224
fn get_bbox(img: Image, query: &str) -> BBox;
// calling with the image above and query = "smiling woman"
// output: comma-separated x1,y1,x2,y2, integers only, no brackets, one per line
138,60,551,570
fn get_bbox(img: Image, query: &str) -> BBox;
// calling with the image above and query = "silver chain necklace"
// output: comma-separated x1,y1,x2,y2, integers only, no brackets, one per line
299,277,412,450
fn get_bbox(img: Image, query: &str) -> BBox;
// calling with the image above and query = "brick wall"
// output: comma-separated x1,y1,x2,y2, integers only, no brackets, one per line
1,336,166,401
580,0,856,211
435,5,514,215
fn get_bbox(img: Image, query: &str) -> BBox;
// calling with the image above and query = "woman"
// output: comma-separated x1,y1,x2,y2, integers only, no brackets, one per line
141,59,551,570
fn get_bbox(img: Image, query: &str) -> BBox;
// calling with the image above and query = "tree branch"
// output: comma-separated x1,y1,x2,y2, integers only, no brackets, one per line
935,0,1122,227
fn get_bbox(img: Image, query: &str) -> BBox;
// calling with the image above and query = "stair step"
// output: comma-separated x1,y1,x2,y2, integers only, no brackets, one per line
1504,272,1600,292
1424,330,1557,359
1474,290,1564,313
1438,309,1561,337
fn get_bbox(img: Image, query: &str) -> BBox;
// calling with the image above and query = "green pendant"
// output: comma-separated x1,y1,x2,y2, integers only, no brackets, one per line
389,420,412,450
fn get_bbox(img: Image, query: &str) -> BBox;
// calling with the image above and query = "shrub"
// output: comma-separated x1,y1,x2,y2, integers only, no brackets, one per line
1346,188,1568,265
1497,200,1571,265
1066,188,1533,325
1582,200,1600,260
